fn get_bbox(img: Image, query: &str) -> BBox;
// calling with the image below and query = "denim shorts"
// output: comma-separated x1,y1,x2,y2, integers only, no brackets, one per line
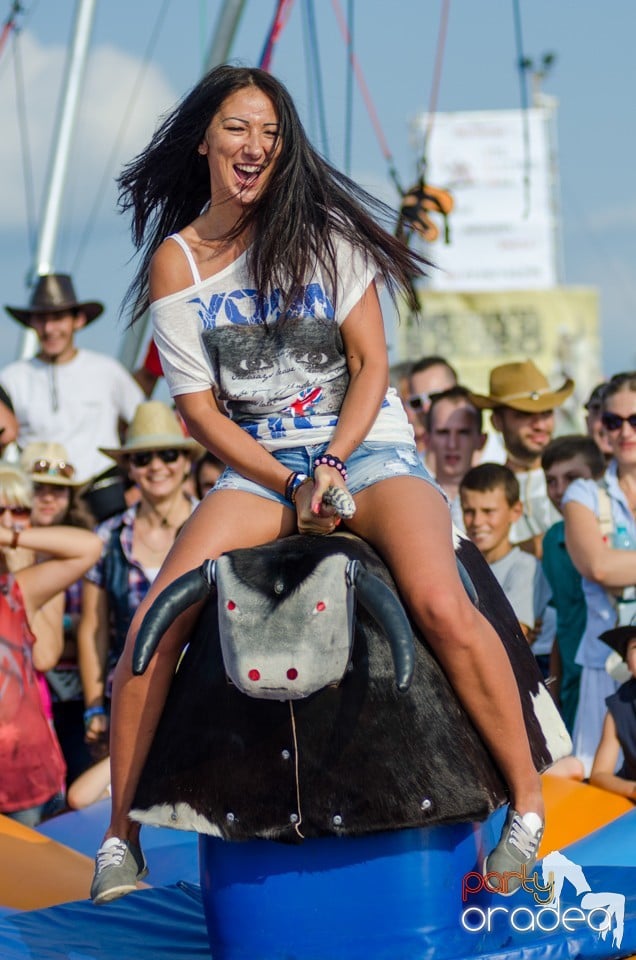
213,441,438,507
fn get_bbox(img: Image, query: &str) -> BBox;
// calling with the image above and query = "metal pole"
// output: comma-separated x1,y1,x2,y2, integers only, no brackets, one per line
34,0,97,276
204,0,247,69
20,0,97,358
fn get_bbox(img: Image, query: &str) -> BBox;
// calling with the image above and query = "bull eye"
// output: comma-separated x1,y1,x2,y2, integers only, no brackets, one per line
286,668,298,680
315,601,326,612
248,668,260,681
227,600,236,611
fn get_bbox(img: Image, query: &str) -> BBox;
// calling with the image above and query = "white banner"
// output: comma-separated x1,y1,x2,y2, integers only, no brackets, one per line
411,108,559,291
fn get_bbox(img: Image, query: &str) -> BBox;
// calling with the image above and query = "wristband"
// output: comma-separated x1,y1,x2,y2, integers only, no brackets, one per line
286,472,310,503
314,453,348,482
83,705,107,726
290,476,311,504
10,529,20,549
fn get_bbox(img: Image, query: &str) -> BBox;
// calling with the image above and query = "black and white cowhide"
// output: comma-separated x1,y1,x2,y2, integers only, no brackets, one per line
130,532,571,842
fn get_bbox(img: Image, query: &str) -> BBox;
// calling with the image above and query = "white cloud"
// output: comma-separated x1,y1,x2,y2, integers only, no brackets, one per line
0,30,176,229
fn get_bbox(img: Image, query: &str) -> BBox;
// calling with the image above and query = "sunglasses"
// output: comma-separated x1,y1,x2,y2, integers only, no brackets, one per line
600,412,636,432
128,448,182,468
0,505,31,519
31,459,76,479
407,392,431,411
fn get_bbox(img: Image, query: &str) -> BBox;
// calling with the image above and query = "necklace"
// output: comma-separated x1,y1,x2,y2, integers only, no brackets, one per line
143,492,187,530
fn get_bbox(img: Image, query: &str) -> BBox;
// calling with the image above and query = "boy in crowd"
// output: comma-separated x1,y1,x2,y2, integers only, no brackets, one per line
541,435,607,733
423,386,486,531
460,463,553,674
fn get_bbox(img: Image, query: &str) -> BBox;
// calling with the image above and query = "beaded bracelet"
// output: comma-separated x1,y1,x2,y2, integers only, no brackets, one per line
314,453,348,482
10,529,20,549
83,705,107,727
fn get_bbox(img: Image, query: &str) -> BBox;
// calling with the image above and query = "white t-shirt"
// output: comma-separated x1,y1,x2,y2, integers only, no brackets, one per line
490,546,552,633
151,235,413,452
510,467,561,545
0,349,144,482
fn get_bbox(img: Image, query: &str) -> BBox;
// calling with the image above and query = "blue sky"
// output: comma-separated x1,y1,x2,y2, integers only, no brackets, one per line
0,0,634,380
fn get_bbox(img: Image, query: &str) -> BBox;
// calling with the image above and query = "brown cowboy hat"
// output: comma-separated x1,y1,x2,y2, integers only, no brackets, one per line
99,402,201,464
600,625,636,662
5,274,104,327
468,360,574,413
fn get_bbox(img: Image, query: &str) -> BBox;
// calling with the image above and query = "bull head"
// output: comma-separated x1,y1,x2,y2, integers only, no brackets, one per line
132,550,416,694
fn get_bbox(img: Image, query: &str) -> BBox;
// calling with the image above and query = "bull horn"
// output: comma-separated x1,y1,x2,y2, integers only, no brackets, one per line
132,560,215,675
348,560,415,692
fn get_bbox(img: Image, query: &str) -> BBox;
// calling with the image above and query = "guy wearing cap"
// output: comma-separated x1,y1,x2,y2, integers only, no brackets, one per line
469,359,575,559
589,625,636,800
1,274,144,484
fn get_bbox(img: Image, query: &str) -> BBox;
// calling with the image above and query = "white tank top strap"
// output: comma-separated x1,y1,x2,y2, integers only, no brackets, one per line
167,233,202,285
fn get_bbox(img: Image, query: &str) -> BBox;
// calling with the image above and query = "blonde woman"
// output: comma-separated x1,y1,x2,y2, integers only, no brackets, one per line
563,371,636,775
20,442,96,784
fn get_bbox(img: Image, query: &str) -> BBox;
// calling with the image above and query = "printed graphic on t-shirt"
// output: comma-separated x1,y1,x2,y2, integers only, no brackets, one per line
190,283,347,443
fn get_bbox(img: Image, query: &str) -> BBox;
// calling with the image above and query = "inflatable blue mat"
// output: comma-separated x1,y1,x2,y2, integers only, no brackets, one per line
1,808,635,960
36,798,200,889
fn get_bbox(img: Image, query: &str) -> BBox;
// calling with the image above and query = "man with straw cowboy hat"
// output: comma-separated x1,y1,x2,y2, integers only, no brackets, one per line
1,274,144,487
469,359,574,557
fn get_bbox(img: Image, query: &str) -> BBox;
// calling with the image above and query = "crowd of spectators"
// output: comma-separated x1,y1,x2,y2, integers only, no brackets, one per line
1,272,634,825
392,354,636,800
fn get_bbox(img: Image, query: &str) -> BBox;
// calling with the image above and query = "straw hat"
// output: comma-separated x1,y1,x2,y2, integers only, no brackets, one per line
600,625,636,662
5,274,104,327
99,402,200,463
20,441,84,487
468,360,574,413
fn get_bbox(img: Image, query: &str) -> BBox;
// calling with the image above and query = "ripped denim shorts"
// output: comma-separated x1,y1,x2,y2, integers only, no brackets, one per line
212,441,439,507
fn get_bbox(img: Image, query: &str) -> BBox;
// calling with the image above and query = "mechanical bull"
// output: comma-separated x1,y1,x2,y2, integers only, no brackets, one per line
130,531,571,841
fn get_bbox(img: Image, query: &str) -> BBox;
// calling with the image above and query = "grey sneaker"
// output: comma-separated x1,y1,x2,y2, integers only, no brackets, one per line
483,808,544,896
90,837,148,904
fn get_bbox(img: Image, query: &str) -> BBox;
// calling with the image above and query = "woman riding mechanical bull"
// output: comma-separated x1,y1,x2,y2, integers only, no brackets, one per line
90,64,565,905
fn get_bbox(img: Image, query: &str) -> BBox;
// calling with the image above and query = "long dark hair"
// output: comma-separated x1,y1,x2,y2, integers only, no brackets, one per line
601,371,636,409
118,65,429,324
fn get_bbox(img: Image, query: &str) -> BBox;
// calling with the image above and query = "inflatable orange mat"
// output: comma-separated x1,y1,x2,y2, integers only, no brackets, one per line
539,773,633,856
0,814,94,910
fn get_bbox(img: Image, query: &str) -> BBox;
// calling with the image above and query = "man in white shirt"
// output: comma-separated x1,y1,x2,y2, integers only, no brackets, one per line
2,274,144,487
